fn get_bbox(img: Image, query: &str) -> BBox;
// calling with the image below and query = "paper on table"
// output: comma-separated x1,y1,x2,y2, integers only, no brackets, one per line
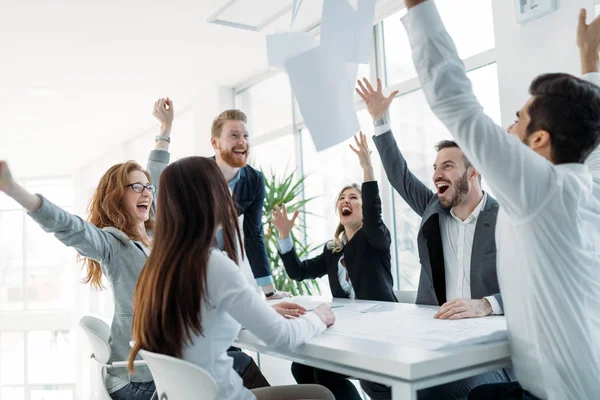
266,32,316,69
327,305,508,351
284,46,360,151
276,296,376,313
320,0,375,64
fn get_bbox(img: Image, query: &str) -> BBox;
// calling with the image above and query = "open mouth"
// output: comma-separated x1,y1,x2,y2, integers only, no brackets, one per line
232,149,247,156
341,206,352,217
436,182,450,195
137,204,149,211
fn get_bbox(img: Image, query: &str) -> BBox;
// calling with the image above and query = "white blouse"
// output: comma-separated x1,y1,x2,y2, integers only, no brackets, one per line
182,248,326,400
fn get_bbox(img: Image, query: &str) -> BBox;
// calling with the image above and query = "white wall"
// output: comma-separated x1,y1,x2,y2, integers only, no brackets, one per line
492,0,594,128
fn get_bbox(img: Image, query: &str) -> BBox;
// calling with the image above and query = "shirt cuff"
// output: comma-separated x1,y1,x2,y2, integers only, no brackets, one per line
304,311,327,332
401,0,445,47
485,295,503,315
255,275,274,287
582,72,600,86
276,236,294,254
374,122,392,136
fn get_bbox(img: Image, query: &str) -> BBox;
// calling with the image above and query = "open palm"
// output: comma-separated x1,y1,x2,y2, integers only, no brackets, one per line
356,77,399,120
271,204,299,239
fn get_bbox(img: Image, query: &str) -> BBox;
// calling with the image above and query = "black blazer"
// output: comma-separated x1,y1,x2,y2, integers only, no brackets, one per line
280,181,397,302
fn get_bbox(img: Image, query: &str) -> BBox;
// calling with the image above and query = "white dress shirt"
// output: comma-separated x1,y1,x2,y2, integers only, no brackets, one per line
182,249,326,400
402,3,600,399
439,193,502,314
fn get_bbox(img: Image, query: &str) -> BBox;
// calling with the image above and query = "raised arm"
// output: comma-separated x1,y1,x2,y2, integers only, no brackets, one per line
0,162,116,263
208,250,332,350
579,10,600,187
147,97,173,216
357,77,434,216
402,1,556,220
272,204,329,281
349,132,391,250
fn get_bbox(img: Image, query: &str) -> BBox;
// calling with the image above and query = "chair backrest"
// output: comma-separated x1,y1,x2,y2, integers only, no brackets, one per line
139,349,218,400
394,290,417,304
79,315,112,364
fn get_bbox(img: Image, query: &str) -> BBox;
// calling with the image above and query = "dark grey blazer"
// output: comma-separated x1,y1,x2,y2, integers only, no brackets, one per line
373,130,502,308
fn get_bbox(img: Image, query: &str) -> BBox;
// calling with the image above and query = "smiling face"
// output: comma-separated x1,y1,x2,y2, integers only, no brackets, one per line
212,120,250,168
123,170,153,223
432,147,472,209
336,187,363,227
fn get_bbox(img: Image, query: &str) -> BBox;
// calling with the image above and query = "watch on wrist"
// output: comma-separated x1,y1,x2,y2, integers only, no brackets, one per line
155,135,171,143
265,290,277,298
373,114,389,127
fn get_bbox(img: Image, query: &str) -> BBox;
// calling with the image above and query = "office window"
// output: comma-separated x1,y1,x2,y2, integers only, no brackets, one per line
383,0,495,85
235,73,294,138
0,179,77,398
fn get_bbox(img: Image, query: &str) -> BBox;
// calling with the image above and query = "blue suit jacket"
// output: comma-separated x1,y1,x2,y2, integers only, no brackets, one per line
230,163,272,285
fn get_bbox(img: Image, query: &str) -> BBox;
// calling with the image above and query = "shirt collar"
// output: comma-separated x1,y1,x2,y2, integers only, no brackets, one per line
449,192,487,224
228,170,242,191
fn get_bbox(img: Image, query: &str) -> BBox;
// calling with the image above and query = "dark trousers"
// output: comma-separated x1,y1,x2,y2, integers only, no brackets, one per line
228,346,270,389
110,382,156,400
468,382,542,400
291,362,362,400
361,369,511,400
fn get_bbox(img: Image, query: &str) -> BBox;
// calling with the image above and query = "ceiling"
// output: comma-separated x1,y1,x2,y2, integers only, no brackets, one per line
0,0,271,177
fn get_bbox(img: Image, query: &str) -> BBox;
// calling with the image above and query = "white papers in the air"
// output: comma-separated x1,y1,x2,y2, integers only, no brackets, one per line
264,0,376,151
266,32,316,69
284,47,360,151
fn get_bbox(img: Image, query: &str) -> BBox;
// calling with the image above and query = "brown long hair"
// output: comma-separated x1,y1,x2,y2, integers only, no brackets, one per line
327,184,361,253
81,161,153,289
128,156,242,372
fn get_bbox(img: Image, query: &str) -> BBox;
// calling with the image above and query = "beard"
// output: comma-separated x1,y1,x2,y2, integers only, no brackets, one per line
219,147,249,168
439,170,470,208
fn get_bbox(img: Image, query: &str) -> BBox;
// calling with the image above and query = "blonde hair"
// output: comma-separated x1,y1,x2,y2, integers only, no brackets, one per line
211,109,247,137
326,184,361,253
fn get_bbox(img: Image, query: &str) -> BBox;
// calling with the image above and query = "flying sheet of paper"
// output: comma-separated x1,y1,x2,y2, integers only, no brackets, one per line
266,32,316,69
320,0,376,64
326,306,508,351
284,46,360,151
291,0,304,28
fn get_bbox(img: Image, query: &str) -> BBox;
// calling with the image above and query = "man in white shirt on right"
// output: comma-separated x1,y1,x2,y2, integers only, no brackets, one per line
402,1,600,399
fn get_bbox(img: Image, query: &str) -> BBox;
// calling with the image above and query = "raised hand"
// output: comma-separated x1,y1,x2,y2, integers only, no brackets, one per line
356,77,399,120
577,8,600,74
349,132,372,170
271,204,299,239
153,98,174,135
0,161,15,194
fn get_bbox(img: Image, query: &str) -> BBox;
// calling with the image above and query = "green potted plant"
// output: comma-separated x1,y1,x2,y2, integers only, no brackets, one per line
260,168,321,296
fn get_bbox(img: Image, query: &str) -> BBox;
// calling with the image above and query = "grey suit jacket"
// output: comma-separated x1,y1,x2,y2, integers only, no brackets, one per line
374,130,502,308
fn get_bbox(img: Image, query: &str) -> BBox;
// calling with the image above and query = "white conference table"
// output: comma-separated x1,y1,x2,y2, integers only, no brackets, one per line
235,298,511,400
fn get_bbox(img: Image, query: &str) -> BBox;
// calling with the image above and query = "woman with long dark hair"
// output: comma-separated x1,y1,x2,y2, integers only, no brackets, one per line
129,156,335,400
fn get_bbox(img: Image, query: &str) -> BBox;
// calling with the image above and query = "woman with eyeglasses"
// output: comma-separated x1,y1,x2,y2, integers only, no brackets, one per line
0,98,176,400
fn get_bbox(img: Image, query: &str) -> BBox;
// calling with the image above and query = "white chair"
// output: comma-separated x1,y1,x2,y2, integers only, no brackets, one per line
79,316,150,400
138,349,218,400
394,290,417,304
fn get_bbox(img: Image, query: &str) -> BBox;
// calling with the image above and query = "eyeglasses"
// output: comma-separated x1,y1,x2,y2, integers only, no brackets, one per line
126,183,156,194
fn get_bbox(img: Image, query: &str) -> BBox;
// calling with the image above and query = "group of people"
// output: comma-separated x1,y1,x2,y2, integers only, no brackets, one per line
1,1,599,399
